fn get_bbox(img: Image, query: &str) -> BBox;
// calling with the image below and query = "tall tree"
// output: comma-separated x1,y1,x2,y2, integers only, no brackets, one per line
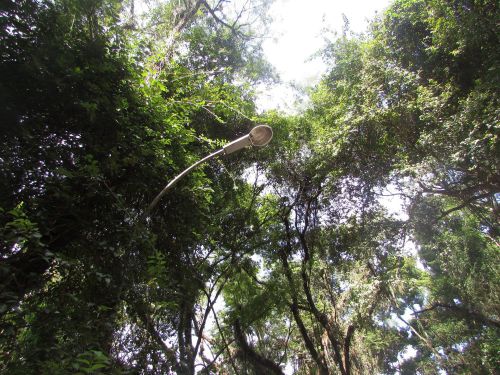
1,0,273,373
209,0,499,373
1,0,498,374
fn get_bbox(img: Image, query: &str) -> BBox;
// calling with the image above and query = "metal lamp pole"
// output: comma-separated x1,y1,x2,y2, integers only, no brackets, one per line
147,125,273,212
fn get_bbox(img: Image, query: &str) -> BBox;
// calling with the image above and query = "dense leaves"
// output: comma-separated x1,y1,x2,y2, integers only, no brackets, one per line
0,0,498,374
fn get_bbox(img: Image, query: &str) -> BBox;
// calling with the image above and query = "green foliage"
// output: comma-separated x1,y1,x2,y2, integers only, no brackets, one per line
220,1,499,373
1,0,269,372
0,0,498,374
72,350,112,375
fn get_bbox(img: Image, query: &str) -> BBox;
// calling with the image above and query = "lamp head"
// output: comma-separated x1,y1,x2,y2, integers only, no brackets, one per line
249,125,273,147
223,125,273,154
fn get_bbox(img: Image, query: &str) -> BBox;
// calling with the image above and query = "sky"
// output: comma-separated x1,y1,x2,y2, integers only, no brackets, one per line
256,0,392,111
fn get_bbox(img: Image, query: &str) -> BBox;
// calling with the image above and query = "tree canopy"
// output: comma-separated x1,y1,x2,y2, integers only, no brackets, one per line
0,0,498,374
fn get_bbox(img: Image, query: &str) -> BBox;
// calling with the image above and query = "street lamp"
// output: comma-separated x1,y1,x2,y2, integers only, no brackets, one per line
147,125,273,212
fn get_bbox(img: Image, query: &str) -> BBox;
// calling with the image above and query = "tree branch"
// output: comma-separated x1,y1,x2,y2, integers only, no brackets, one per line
136,310,180,371
343,325,355,375
281,216,330,375
233,319,284,375
200,0,245,36
412,302,500,329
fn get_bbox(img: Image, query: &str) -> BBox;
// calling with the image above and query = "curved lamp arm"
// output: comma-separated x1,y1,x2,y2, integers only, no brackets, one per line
147,125,272,213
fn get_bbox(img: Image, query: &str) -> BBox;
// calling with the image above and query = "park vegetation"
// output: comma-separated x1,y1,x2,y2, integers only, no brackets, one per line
0,0,498,373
